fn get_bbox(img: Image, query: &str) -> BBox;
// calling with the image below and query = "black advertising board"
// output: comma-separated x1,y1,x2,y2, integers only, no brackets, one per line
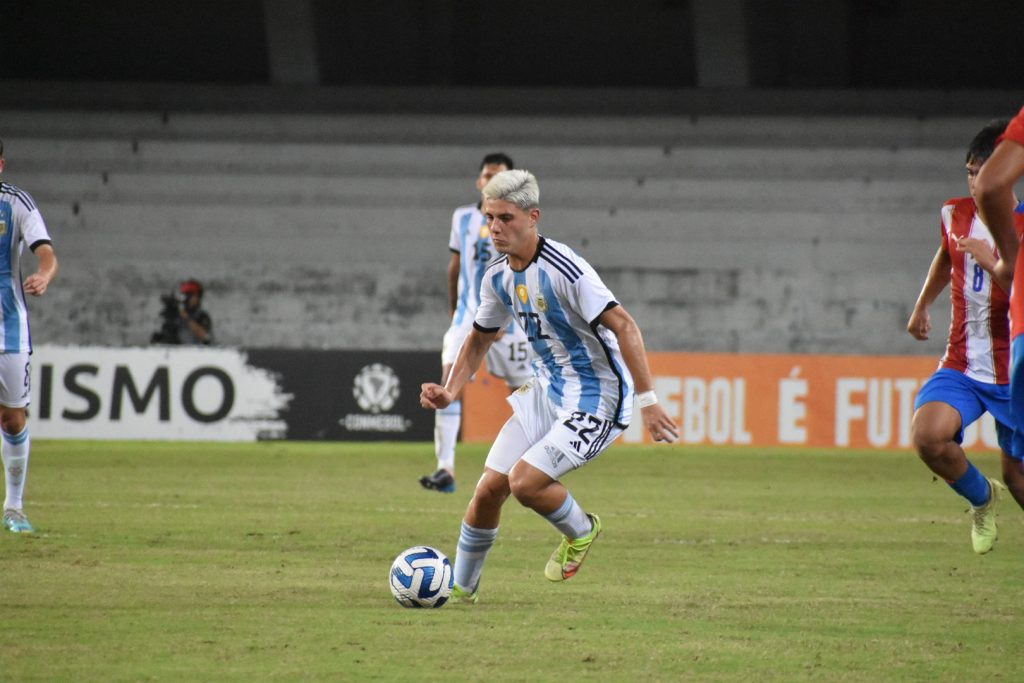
245,349,436,441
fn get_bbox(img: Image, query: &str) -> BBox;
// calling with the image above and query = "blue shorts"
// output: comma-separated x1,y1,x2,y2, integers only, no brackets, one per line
1010,335,1024,457
915,368,1017,458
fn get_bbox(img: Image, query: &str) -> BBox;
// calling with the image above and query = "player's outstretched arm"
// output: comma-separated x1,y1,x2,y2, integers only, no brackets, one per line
976,139,1024,284
907,244,950,340
597,305,679,443
420,326,496,410
23,244,57,297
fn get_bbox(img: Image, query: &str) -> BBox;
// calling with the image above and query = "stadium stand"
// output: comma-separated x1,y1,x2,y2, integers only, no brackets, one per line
0,107,984,353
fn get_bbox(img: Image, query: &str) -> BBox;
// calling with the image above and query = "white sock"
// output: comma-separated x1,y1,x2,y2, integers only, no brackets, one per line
2,427,30,511
544,492,593,538
453,521,498,593
434,401,461,472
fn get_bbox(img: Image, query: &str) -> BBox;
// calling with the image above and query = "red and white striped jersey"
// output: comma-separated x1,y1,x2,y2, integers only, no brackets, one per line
938,196,1010,383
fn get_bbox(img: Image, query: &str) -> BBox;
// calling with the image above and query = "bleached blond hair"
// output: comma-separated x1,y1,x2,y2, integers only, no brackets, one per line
483,169,539,210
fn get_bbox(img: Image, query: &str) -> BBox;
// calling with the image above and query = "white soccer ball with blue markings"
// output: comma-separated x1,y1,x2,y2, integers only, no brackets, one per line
389,546,453,608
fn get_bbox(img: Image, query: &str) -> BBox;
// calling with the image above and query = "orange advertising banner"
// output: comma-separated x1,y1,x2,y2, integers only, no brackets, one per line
462,353,1003,451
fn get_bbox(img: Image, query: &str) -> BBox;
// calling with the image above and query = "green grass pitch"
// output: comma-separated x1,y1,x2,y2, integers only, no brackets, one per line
2,440,1022,681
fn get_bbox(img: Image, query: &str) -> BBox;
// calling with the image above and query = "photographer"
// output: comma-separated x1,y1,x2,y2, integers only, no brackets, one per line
151,279,213,345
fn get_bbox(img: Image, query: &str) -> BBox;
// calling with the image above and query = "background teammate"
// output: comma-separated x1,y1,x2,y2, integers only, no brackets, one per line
907,121,1024,554
0,138,59,534
420,154,534,494
420,170,678,602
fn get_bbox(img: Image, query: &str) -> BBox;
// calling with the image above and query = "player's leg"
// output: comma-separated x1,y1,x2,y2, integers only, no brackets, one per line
911,401,972,480
1,406,31,533
984,386,1024,512
911,370,1002,553
509,460,602,583
966,335,1024,550
512,409,623,581
912,370,992,502
434,363,460,472
450,415,529,601
1010,334,1024,485
423,323,469,492
0,353,33,533
507,461,581,521
999,451,1024,510
421,362,461,493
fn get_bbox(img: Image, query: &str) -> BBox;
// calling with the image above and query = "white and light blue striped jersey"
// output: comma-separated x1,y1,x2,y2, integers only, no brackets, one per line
474,236,634,428
449,203,498,325
0,182,52,353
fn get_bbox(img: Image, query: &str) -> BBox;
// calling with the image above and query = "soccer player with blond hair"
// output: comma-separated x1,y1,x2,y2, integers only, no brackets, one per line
421,170,677,602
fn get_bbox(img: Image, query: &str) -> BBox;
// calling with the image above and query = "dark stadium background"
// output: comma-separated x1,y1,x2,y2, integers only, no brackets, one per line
4,1,1022,94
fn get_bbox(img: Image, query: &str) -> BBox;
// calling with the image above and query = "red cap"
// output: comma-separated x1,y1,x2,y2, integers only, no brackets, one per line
179,279,203,297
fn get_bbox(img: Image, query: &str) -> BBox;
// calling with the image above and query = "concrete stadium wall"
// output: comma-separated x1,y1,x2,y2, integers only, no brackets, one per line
0,107,987,357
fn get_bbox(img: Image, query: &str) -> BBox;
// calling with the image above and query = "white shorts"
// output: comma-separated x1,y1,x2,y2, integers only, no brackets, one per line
484,377,624,480
0,352,32,408
442,319,533,388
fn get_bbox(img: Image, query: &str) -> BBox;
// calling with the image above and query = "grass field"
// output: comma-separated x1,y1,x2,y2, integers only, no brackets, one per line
2,441,1022,682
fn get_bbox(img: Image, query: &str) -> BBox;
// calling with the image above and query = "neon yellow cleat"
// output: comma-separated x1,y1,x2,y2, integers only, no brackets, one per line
449,584,478,604
545,513,602,582
970,478,1006,555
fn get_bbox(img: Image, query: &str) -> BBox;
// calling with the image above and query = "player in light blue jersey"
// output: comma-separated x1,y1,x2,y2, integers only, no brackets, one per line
421,170,677,601
421,154,533,494
0,138,59,534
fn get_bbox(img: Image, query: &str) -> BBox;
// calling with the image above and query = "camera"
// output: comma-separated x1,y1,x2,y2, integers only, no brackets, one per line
150,290,183,344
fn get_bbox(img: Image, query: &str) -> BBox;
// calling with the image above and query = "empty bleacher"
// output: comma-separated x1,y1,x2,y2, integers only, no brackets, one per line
0,107,983,354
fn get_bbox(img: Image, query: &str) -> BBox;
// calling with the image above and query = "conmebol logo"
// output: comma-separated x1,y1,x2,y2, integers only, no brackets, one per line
352,363,400,414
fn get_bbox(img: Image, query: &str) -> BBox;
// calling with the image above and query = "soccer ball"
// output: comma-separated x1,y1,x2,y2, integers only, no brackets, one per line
389,545,453,608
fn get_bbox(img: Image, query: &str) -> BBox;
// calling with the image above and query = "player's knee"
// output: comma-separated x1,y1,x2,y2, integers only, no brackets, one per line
473,475,510,508
910,420,948,460
0,408,26,435
1001,456,1024,486
508,480,538,508
507,470,545,508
